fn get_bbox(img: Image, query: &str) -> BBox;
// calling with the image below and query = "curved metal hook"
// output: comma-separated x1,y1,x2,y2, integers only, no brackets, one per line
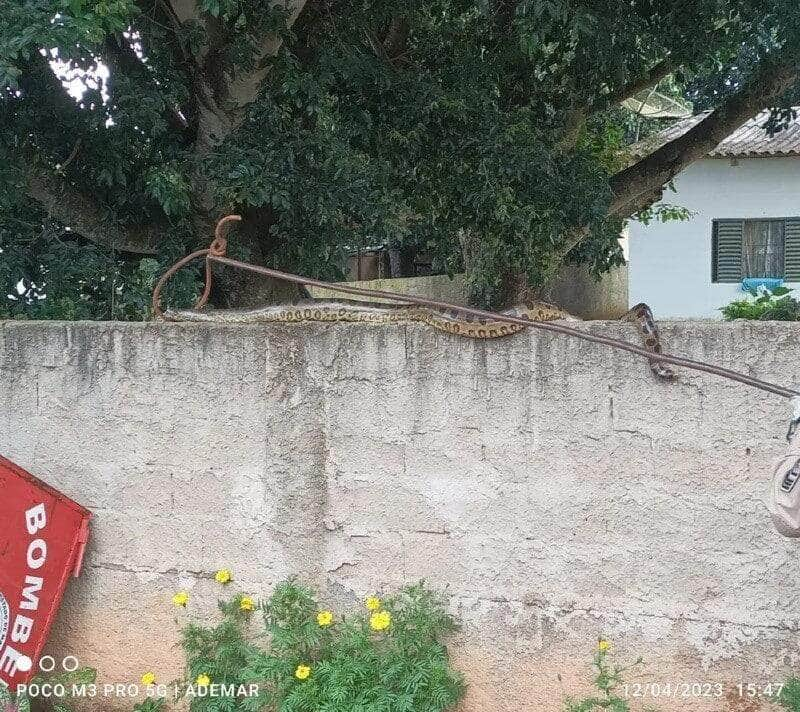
151,214,242,319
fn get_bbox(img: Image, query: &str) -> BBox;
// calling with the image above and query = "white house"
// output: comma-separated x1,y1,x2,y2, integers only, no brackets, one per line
628,110,800,318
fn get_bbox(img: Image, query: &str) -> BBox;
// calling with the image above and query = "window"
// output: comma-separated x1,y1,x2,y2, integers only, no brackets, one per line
742,220,785,278
712,218,800,282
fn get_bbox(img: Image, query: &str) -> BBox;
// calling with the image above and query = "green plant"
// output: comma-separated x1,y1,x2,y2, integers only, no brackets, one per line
5,0,800,314
179,593,258,711
563,641,656,712
0,686,31,712
634,203,694,226
178,580,464,712
132,699,168,712
0,211,200,322
780,677,800,710
720,286,800,321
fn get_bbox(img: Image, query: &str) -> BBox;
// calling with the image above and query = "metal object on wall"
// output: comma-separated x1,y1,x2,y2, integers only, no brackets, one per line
152,215,800,399
0,455,91,689
769,399,800,536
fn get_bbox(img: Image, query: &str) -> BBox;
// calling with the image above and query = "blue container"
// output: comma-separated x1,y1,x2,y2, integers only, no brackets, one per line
741,277,784,293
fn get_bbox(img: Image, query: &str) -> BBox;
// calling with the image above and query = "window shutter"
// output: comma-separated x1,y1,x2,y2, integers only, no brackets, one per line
713,220,743,282
784,218,800,281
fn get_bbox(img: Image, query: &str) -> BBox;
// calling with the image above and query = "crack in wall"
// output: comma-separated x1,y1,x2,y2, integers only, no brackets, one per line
4,320,800,708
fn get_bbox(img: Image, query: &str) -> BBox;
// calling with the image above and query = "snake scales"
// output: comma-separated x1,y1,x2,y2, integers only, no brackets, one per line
165,300,674,381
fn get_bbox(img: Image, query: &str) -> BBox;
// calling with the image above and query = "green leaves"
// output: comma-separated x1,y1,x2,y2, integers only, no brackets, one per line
634,203,694,226
0,197,197,321
200,0,222,17
132,700,168,712
563,647,647,712
781,677,800,710
5,0,800,315
720,287,800,321
145,166,192,219
182,581,464,712
0,0,139,86
0,665,98,712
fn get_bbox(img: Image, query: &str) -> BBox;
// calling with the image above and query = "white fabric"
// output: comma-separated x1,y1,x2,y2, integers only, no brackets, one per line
768,399,800,537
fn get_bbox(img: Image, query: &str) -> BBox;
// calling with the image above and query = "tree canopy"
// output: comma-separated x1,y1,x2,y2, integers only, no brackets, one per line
2,0,800,317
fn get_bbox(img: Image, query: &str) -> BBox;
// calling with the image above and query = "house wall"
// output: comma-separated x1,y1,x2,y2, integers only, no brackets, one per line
2,320,800,711
628,156,800,318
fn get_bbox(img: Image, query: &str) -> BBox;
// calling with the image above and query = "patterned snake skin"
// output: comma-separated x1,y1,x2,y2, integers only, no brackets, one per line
165,300,674,380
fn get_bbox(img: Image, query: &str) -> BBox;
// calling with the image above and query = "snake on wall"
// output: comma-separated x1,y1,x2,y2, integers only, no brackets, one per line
164,300,675,381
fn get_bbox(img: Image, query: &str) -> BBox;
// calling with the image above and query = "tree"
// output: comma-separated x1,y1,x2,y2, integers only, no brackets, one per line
2,0,800,317
685,30,800,129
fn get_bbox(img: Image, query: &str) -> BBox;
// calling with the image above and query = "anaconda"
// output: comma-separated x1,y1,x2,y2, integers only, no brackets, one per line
164,300,675,381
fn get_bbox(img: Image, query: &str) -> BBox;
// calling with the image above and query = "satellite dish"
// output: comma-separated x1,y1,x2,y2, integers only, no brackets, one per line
622,90,692,119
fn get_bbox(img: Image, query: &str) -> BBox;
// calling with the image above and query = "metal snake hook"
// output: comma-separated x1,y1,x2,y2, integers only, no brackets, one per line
153,215,800,400
151,214,241,319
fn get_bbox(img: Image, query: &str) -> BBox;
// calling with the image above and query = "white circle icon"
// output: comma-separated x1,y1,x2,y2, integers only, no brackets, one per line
16,655,32,673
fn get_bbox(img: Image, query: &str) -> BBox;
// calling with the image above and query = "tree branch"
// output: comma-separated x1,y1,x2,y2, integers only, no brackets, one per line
609,50,800,218
12,54,158,253
167,0,309,149
383,16,409,60
26,168,158,254
546,49,800,273
103,34,190,133
603,58,675,107
554,108,586,154
493,0,520,33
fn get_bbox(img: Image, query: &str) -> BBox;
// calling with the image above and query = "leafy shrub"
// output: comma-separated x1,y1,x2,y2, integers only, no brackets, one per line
179,580,464,712
781,677,800,710
720,286,800,321
0,197,202,322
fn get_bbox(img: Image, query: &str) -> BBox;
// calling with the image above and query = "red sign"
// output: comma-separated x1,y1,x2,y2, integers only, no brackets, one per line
0,455,91,689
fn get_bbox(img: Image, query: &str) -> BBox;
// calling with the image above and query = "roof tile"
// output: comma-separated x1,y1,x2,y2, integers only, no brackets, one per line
628,109,800,159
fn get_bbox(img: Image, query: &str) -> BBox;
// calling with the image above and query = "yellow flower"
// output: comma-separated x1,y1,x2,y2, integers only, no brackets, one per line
140,672,156,686
317,610,334,627
195,674,211,687
240,596,255,612
294,665,311,680
369,610,392,632
172,591,189,607
365,596,381,611
214,569,233,585
598,639,612,653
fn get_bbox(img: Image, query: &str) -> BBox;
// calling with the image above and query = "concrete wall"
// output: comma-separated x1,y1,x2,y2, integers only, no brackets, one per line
1,320,800,711
541,263,628,319
308,273,468,305
310,265,628,320
628,156,800,318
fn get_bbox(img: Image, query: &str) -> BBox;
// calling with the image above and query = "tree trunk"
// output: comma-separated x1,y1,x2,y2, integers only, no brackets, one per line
459,229,537,309
211,207,307,308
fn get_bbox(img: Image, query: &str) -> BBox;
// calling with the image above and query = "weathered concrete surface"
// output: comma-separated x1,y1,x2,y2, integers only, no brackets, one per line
1,319,799,711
